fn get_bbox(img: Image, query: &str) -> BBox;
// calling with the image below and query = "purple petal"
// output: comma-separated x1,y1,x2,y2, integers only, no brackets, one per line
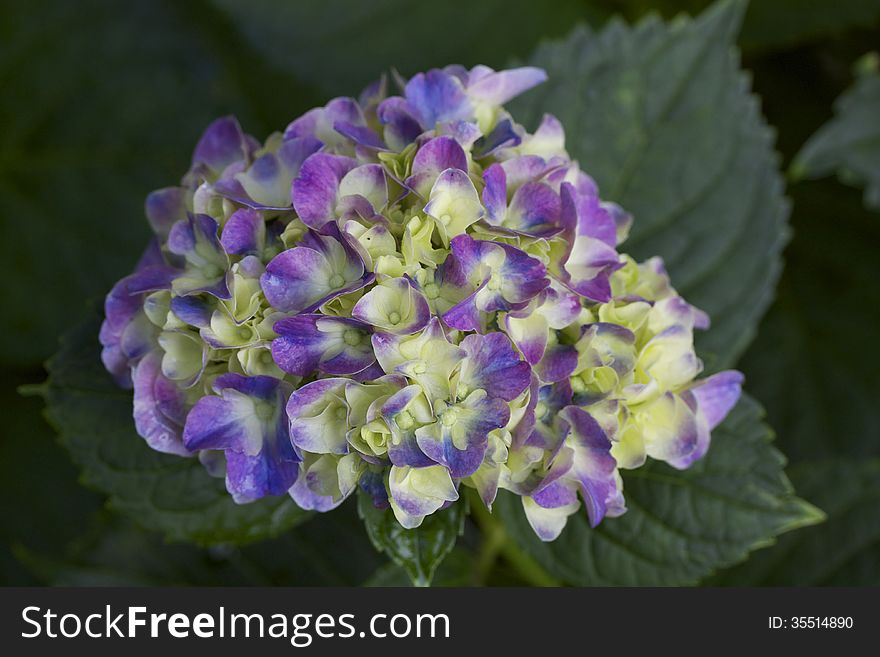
567,265,614,302
416,394,509,478
541,282,582,329
501,155,552,189
284,97,364,145
482,163,507,224
689,370,744,430
183,394,251,453
124,265,179,296
292,153,358,229
101,271,162,347
603,201,633,246
559,406,618,527
640,392,703,470
119,313,157,362
272,315,374,376
445,64,471,83
532,479,579,510
459,332,531,401
522,488,579,541
503,312,548,365
445,234,495,281
534,343,578,384
145,187,187,239
338,164,388,217
516,113,567,158
168,215,206,256
447,234,549,312
350,361,386,382
286,377,351,454
260,248,323,313
132,351,191,456
359,469,390,509
473,118,521,158
252,138,321,208
279,135,324,172
441,285,485,332
406,136,468,198
380,387,435,468
221,208,264,256
183,373,298,502
377,96,423,150
466,66,548,105
526,379,574,449
558,187,621,302
225,448,299,503
212,371,283,399
561,181,618,245
404,69,471,128
191,116,248,177
290,454,359,511
438,120,482,149
260,231,368,313
100,266,177,385
334,121,385,149
387,437,435,468
136,238,166,270
505,181,561,235
167,214,226,264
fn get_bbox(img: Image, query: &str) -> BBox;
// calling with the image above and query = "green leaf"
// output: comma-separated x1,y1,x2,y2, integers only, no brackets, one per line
18,499,384,586
1,370,104,584
495,395,823,586
510,0,789,372
0,0,322,367
709,460,880,585
363,547,474,587
357,490,465,586
792,52,880,210
739,179,880,463
208,0,609,97
738,1,880,51
42,313,311,545
599,1,880,52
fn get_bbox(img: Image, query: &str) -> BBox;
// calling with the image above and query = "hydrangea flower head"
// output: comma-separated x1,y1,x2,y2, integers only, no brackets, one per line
101,65,742,540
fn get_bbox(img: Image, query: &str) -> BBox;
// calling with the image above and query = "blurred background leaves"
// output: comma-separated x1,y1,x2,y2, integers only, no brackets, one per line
2,0,878,585
792,53,880,208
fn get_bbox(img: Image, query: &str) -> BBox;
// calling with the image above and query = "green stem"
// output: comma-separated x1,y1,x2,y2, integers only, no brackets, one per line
467,489,560,587
472,508,506,586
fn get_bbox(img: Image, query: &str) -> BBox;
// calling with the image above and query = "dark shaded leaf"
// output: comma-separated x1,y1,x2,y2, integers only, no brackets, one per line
606,1,880,52
17,499,384,586
495,395,822,586
43,313,311,545
792,53,880,209
363,547,474,587
357,490,465,586
0,372,103,584
739,180,880,462
209,0,609,97
0,0,321,366
709,460,880,585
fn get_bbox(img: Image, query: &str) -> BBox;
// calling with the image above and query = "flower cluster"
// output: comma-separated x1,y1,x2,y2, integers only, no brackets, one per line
101,65,743,540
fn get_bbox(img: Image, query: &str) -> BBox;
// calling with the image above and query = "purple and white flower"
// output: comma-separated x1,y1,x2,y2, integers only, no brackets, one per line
101,64,743,542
